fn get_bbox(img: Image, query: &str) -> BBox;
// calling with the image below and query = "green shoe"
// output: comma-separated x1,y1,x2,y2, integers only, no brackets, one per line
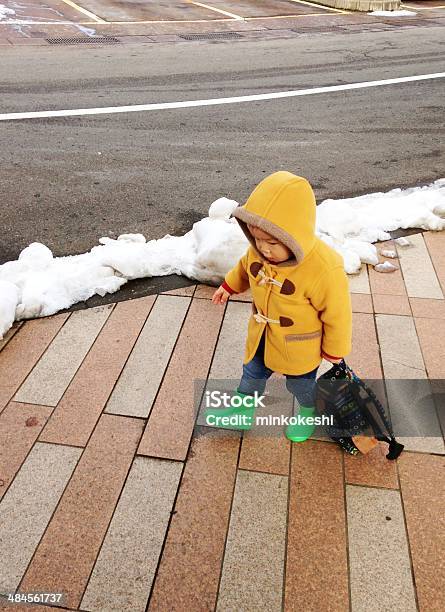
204,390,255,430
285,406,316,443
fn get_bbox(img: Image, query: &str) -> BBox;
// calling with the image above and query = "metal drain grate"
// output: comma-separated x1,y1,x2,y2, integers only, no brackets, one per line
46,36,121,45
179,32,244,41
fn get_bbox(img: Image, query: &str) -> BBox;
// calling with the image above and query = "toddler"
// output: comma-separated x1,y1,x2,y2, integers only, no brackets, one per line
210,171,352,442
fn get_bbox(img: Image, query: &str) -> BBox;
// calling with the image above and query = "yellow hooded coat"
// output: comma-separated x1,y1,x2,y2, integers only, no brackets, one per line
225,171,352,375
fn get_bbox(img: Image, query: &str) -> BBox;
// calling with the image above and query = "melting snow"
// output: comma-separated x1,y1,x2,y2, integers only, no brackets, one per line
0,179,444,337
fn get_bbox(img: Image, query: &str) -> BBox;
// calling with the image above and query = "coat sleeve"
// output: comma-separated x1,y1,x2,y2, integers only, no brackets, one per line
309,265,352,358
224,251,250,294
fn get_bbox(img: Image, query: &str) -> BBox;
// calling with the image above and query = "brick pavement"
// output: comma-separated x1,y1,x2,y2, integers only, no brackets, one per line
0,230,444,611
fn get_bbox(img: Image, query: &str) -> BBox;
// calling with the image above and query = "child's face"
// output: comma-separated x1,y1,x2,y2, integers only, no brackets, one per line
248,225,292,264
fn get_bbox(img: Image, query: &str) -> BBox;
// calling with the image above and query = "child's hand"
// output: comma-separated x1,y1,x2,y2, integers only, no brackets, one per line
212,286,230,305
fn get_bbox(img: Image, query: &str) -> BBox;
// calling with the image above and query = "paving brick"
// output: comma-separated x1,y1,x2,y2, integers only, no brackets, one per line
0,322,22,353
137,297,224,461
239,382,292,475
348,312,382,378
285,440,348,611
398,453,445,612
194,284,215,299
81,457,182,612
414,316,445,378
20,414,143,609
376,314,425,378
15,306,112,407
344,442,398,489
0,314,69,415
346,485,417,612
423,230,445,293
376,314,444,453
348,265,370,294
0,402,53,502
105,295,190,418
368,241,407,296
0,603,73,612
396,233,443,299
0,443,81,592
410,297,445,319
372,293,411,316
351,292,373,313
230,288,253,303
217,469,287,612
205,301,251,380
196,301,251,429
161,285,195,296
148,427,240,612
40,297,154,447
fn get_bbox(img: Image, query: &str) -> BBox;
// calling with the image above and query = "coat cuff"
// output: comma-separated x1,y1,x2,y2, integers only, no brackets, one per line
222,281,237,295
321,350,343,361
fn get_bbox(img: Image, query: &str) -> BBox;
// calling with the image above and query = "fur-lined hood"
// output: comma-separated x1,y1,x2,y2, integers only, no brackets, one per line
231,171,316,267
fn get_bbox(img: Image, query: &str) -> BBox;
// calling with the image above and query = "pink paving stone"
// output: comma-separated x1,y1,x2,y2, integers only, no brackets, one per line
148,427,240,612
424,231,445,293
0,604,74,611
194,284,216,299
239,433,290,476
20,414,143,609
0,402,53,501
414,317,445,379
239,374,291,476
39,297,154,447
367,242,407,296
410,298,445,320
0,314,69,416
285,440,349,612
230,288,252,303
348,312,383,379
398,453,445,612
345,313,398,488
351,293,373,313
372,293,411,316
161,285,196,296
344,442,398,489
0,322,22,352
137,297,224,461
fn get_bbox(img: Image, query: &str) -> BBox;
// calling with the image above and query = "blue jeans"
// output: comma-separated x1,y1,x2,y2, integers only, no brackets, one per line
238,332,318,407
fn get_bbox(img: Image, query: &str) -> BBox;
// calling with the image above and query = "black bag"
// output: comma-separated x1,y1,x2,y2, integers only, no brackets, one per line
315,360,404,460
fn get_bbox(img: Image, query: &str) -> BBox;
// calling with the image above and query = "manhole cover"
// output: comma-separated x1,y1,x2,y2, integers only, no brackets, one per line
179,32,243,41
46,36,121,45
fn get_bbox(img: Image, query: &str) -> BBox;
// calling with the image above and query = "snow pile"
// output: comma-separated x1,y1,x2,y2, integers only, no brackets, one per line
368,11,417,17
316,178,445,272
369,10,417,16
0,4,15,20
1,180,445,338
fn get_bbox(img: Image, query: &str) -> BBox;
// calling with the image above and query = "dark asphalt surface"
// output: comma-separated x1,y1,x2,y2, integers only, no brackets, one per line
0,27,444,298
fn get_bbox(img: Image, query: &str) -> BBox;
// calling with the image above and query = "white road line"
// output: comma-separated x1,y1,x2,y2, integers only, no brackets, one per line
245,12,332,20
188,1,244,20
1,72,443,122
60,0,107,23
4,14,329,25
287,0,347,14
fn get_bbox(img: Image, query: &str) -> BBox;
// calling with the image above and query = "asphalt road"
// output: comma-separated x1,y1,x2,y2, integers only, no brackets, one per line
1,27,444,297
